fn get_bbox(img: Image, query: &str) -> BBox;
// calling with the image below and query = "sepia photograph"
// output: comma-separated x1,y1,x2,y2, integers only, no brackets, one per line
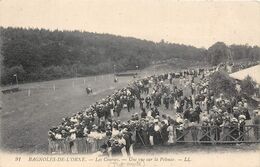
0,0,260,167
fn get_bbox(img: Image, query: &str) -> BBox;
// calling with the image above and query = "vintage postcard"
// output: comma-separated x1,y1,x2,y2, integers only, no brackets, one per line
0,0,259,167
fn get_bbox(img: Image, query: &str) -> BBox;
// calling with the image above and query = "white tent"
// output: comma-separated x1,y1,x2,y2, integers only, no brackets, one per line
229,65,260,84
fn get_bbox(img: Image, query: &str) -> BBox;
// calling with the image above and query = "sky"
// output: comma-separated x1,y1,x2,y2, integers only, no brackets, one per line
0,0,260,48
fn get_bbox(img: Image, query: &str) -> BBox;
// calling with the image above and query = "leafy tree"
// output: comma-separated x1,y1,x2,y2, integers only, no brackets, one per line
240,76,256,96
208,42,229,65
248,46,260,61
0,27,259,85
209,71,237,97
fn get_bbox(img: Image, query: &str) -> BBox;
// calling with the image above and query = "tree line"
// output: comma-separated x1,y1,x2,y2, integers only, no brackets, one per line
1,27,259,85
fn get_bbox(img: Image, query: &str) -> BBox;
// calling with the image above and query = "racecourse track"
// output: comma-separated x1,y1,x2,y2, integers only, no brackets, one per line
1,64,178,153
1,64,258,153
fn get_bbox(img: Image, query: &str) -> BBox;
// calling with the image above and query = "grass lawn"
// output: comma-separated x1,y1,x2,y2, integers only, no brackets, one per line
1,65,181,153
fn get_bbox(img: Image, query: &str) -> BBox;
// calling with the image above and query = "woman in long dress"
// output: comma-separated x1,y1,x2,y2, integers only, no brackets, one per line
69,128,78,154
167,121,176,145
88,126,99,153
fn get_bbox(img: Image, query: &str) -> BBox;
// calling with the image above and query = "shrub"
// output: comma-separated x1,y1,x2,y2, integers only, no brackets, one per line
1,65,26,85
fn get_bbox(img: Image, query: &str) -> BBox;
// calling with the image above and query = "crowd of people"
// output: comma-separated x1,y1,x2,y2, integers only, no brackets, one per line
218,61,259,74
48,63,260,156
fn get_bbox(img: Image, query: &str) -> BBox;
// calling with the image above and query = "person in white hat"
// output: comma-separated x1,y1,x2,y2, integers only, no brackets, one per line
176,116,185,144
220,112,231,141
230,118,239,142
48,130,56,154
200,116,211,143
61,129,70,154
167,120,176,145
69,127,78,154
238,115,246,141
87,125,99,153
233,107,241,119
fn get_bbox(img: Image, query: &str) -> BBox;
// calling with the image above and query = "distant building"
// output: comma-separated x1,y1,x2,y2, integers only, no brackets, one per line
229,65,260,84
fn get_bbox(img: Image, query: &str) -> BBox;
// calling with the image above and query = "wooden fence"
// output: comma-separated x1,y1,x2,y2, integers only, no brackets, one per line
48,124,260,154
175,124,260,144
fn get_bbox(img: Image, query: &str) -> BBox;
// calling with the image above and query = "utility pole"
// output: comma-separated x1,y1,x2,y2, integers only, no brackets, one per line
14,74,18,88
136,65,139,78
113,64,118,82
